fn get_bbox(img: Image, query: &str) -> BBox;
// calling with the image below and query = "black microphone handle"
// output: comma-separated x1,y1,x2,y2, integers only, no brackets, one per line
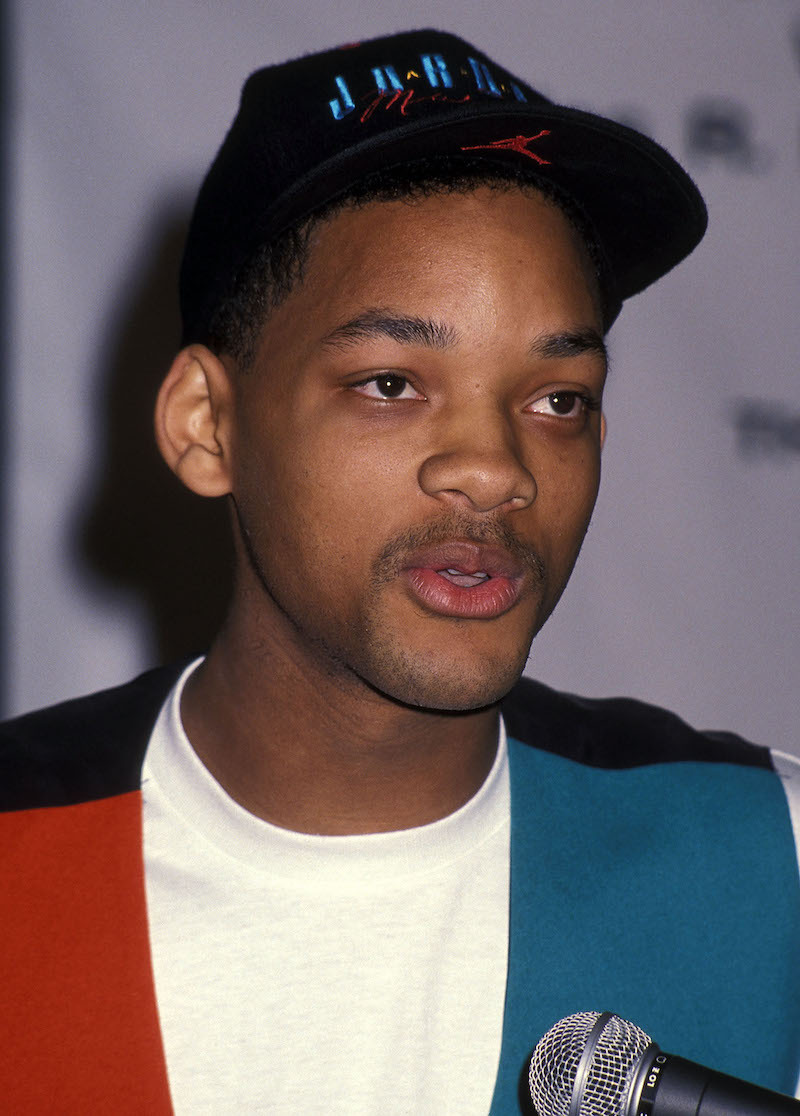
632,1051,800,1116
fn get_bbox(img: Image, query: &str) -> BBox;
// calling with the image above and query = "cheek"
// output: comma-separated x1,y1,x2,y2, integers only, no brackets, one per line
536,448,601,553
237,422,417,570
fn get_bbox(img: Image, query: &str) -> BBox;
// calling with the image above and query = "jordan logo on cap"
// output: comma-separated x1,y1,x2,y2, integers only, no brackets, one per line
461,130,551,164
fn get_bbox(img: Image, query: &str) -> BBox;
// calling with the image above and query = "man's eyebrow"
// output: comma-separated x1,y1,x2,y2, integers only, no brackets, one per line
321,310,458,350
529,328,608,368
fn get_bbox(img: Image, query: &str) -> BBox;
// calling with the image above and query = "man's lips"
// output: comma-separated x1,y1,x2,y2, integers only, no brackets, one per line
399,541,529,619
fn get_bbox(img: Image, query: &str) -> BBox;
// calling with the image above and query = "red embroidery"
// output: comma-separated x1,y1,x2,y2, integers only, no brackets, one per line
359,87,471,124
460,130,552,164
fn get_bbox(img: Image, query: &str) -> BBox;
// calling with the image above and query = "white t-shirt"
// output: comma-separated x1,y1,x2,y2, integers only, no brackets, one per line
142,661,800,1111
142,660,511,1116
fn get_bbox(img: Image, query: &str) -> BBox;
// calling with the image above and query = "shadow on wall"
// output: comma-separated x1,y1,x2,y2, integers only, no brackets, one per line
77,197,232,665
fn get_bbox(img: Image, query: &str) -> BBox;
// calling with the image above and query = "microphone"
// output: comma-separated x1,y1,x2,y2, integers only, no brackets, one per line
528,1011,800,1116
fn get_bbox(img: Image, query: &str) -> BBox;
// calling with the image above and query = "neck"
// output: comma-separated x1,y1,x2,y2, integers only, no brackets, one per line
180,598,501,836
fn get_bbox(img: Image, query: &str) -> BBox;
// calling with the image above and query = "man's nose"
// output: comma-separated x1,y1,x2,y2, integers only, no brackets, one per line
417,409,537,514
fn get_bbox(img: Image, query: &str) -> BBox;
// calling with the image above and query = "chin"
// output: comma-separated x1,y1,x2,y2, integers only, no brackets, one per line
361,642,529,714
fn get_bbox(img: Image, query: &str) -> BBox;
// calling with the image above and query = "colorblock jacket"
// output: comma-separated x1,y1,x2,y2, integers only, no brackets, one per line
1,666,799,1113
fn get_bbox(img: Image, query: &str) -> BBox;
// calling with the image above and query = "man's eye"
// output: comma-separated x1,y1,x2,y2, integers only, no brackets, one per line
353,374,422,400
529,391,593,418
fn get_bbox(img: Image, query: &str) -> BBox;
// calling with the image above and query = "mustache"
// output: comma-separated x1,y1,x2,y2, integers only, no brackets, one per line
372,513,546,583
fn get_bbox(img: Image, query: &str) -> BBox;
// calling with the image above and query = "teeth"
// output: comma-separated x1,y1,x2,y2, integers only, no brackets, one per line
444,568,489,580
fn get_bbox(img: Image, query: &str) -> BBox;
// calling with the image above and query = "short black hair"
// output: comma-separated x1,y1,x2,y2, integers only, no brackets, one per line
204,157,613,371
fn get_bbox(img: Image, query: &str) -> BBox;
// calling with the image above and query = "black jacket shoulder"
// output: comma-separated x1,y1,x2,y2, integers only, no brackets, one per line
0,664,182,811
501,675,772,770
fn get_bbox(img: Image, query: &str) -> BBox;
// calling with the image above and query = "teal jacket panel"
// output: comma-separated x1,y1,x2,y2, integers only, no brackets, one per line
489,740,800,1113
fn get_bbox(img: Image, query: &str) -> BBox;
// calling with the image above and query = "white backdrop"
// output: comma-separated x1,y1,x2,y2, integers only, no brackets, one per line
8,1,800,752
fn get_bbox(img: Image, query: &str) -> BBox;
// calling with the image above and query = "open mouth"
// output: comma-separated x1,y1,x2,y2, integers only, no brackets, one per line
399,542,529,620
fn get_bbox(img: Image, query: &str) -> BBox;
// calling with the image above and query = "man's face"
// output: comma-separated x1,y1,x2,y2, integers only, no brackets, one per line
226,186,606,711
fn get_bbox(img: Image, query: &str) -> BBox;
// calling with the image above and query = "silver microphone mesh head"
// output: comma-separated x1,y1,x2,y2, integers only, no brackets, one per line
528,1011,653,1116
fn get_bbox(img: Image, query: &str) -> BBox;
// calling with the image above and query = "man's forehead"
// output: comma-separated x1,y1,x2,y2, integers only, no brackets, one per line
297,185,606,322
247,188,607,373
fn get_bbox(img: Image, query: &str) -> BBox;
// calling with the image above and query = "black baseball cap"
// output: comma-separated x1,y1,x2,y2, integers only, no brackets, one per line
179,28,707,342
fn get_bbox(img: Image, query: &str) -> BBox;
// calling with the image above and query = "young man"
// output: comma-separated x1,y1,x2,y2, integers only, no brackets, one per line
2,29,799,1115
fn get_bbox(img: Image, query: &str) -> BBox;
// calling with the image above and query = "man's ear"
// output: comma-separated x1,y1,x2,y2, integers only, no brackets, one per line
155,345,234,497
600,412,607,449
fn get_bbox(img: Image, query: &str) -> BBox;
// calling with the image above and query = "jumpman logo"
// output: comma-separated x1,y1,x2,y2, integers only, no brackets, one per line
460,129,551,164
